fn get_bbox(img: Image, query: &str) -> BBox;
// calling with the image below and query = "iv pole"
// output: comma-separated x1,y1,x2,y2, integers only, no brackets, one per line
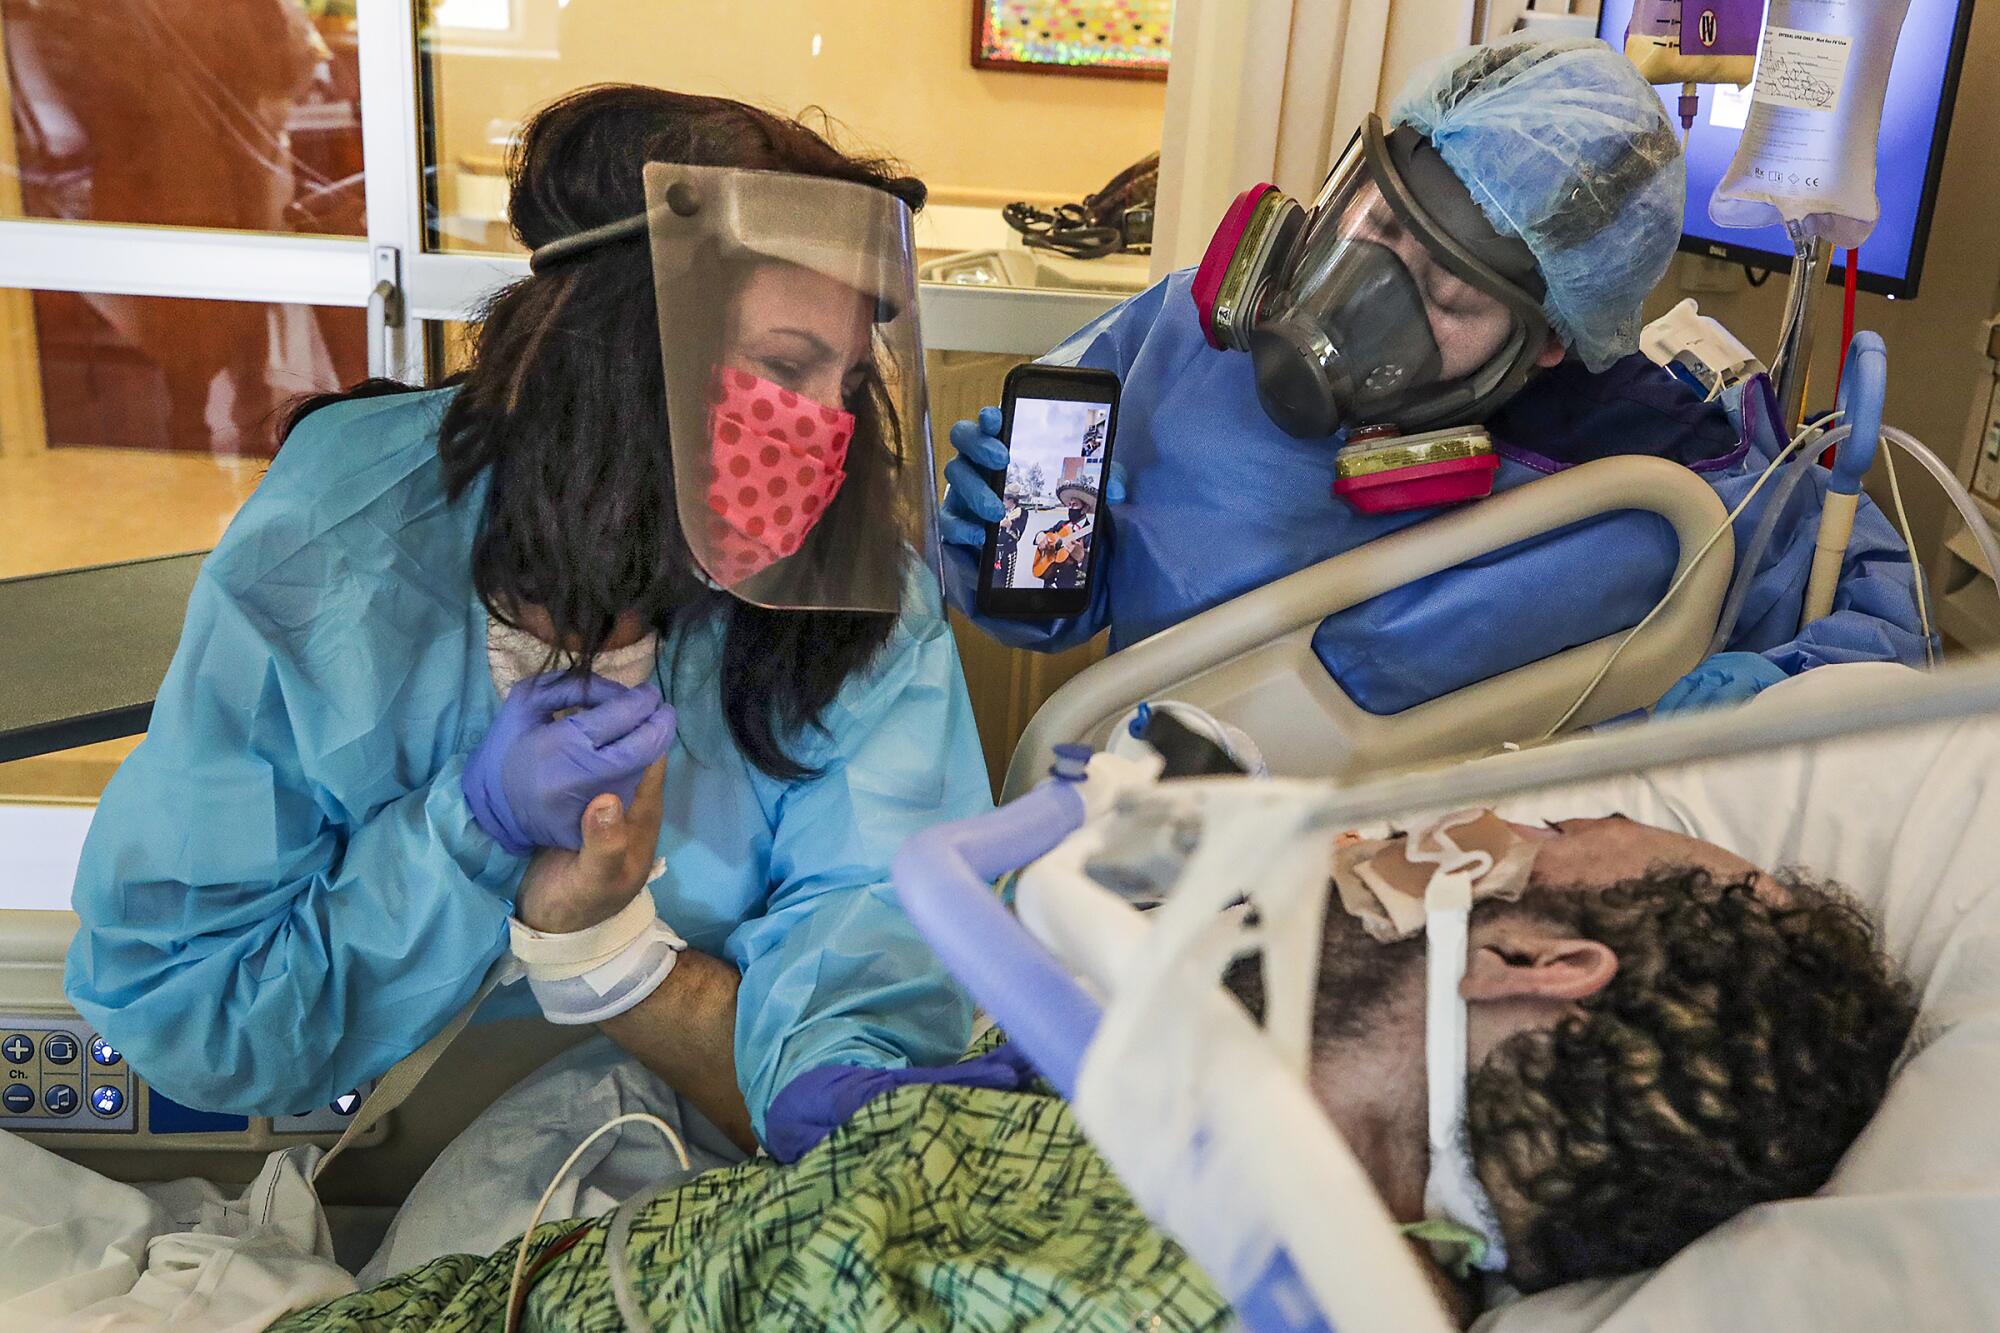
1770,219,1830,434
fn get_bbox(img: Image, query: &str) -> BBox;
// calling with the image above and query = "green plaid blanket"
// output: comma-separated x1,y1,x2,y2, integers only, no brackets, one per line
273,1079,1229,1332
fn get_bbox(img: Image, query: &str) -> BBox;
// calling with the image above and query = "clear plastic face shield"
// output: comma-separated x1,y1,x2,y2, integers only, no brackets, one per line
644,162,940,612
1194,117,1551,438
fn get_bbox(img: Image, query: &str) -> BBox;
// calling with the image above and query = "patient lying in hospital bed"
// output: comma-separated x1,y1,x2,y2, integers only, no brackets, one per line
1224,816,1913,1312
262,810,1916,1327
12,669,1994,1331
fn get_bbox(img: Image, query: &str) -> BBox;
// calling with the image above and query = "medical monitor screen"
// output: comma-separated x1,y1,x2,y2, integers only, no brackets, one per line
997,396,1111,593
1593,1,1973,297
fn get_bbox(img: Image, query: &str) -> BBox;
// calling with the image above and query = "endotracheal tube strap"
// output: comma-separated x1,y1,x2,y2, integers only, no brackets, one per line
1412,816,1511,1275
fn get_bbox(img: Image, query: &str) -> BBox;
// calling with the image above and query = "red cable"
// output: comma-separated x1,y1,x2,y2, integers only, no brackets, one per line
1822,245,1861,466
1838,244,1860,393
508,1222,596,1328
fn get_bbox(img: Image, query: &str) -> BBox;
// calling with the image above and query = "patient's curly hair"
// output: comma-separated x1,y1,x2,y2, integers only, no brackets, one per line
1471,870,1915,1291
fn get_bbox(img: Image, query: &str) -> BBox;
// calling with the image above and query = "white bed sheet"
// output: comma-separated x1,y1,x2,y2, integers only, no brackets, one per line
0,1137,353,1330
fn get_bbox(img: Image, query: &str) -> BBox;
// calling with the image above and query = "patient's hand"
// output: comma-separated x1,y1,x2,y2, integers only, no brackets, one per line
514,758,666,933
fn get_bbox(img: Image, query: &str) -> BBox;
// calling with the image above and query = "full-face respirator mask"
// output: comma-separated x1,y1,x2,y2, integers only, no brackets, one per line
1191,118,1554,514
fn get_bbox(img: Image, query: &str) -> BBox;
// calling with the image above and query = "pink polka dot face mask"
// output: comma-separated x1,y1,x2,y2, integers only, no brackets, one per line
704,370,860,584
703,369,856,586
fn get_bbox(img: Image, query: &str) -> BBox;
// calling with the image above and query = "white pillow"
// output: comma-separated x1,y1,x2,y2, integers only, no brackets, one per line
1475,664,2000,1332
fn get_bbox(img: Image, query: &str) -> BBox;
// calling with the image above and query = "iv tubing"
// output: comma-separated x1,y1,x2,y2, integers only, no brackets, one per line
1547,418,1823,738
1795,420,1992,647
1886,422,2000,619
1880,436,1938,666
1707,411,1828,656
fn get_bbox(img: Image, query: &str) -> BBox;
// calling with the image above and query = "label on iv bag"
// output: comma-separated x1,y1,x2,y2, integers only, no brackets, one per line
1710,0,1911,249
1751,27,1851,113
1717,29,1852,209
1624,0,1760,84
1709,81,1754,130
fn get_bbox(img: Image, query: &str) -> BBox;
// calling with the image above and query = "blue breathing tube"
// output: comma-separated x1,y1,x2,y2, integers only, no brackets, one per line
1791,333,1889,630
1705,334,1889,654
1829,332,1886,498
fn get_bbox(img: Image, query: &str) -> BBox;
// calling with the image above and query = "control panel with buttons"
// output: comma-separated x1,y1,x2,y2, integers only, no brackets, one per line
273,1087,370,1135
0,1016,134,1132
0,897,396,1156
0,1010,384,1151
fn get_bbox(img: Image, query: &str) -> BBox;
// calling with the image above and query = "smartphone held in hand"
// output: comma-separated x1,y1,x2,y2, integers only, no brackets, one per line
975,364,1122,619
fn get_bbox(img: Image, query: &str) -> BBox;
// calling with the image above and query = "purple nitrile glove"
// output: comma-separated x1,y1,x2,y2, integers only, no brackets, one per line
463,672,677,857
763,1042,1041,1164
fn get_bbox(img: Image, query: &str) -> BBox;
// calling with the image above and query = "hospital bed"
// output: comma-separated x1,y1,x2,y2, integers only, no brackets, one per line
899,660,2000,1332
14,660,1990,1330
0,447,1730,1173
1003,327,2000,805
0,445,1788,1324
1003,452,1733,798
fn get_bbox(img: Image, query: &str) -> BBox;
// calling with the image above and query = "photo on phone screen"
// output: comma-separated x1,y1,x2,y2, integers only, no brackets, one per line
992,397,1111,594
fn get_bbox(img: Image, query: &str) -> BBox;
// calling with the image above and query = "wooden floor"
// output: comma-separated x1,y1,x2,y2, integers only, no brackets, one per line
0,446,262,581
0,447,260,800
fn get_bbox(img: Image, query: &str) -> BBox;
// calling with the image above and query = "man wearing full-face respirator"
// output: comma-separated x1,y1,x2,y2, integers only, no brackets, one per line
941,38,1926,717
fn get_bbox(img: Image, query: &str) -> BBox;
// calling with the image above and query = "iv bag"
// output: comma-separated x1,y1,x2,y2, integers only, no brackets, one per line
1710,0,1917,249
1624,0,1760,87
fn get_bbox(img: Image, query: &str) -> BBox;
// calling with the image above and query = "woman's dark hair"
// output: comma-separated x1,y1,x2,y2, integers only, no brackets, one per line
283,86,927,779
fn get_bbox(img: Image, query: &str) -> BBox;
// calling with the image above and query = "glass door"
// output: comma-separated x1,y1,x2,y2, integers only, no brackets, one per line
0,0,1174,812
0,0,400,809
0,0,398,567
396,0,1163,355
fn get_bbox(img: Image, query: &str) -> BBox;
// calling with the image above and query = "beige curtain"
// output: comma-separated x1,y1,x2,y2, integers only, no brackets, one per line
1151,0,1482,277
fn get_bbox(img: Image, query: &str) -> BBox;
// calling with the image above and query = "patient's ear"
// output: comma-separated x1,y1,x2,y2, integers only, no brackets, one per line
1534,331,1568,369
1463,935,1616,1002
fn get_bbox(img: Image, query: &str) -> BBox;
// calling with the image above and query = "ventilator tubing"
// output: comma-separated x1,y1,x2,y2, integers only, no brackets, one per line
1880,425,2000,594
1707,427,1819,657
1794,422,2000,632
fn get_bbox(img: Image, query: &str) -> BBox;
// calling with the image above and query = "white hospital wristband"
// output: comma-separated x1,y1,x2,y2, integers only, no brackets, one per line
508,880,687,1026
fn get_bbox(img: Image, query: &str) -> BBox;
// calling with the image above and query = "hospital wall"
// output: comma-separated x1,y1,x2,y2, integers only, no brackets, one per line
426,0,1170,231
1640,0,2000,581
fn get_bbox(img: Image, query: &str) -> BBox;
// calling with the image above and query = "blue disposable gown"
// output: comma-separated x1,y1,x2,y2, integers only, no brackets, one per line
66,389,989,1140
942,270,1926,710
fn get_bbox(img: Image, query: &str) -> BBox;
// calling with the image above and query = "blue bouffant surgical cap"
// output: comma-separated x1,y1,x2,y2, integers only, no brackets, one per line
1393,37,1686,372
